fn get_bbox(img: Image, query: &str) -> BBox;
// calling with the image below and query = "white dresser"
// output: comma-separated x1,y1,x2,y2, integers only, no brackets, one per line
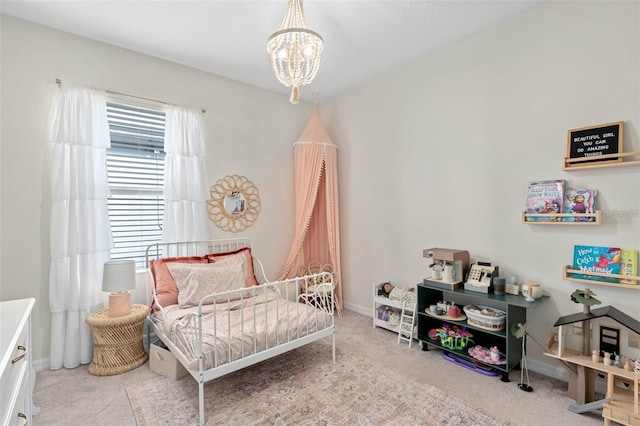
1,298,35,426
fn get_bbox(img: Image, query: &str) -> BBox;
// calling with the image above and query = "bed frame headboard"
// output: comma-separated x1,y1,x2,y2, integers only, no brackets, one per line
145,238,253,262
145,238,269,313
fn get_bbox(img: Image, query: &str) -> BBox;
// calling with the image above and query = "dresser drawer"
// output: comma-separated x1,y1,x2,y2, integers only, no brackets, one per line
0,324,29,423
5,373,29,426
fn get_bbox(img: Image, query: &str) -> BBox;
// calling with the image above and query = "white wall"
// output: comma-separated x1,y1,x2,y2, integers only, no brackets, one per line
323,1,640,376
2,1,639,378
0,15,313,361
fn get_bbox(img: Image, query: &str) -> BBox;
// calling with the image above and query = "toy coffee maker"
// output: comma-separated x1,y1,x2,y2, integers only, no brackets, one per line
423,248,470,285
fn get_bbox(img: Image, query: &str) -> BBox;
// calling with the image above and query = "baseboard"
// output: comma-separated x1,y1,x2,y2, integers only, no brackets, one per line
526,358,569,381
33,358,50,373
33,332,158,373
343,301,369,317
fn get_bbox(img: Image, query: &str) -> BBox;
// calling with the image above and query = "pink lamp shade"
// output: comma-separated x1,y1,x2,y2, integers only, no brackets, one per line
102,260,136,317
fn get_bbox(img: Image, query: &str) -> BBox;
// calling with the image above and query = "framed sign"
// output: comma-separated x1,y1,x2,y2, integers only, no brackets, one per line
566,121,623,167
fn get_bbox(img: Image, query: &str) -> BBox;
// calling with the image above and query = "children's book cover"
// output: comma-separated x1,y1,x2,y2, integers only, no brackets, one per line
620,248,638,284
525,180,564,221
572,245,621,283
563,188,597,222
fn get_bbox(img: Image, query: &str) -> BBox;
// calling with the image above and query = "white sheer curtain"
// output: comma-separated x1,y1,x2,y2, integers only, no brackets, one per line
162,105,209,243
48,84,113,369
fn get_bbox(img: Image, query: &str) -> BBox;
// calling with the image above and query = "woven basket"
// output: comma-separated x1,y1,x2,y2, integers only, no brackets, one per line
86,304,149,376
463,305,506,331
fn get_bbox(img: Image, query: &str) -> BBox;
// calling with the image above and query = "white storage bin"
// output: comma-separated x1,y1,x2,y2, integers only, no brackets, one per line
149,340,189,379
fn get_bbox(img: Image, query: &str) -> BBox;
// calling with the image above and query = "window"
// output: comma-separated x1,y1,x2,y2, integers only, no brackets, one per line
106,100,166,269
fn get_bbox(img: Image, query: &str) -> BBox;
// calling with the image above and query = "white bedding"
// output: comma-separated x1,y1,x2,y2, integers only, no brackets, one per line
156,289,332,370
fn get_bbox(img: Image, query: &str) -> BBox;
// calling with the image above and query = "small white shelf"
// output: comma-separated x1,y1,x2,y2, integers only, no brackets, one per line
374,294,404,310
372,282,415,334
562,265,640,289
373,318,400,333
522,210,601,225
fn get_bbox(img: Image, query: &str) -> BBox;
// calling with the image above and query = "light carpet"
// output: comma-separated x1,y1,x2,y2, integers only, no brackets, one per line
126,342,507,425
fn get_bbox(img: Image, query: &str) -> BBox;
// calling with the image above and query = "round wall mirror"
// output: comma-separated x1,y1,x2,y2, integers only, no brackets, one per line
208,175,261,232
224,191,246,217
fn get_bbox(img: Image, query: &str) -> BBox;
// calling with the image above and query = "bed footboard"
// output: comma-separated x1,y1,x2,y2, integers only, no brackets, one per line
151,273,336,425
177,272,334,371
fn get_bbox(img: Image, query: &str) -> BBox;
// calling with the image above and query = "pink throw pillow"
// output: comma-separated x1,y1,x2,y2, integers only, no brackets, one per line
149,256,208,311
205,247,259,287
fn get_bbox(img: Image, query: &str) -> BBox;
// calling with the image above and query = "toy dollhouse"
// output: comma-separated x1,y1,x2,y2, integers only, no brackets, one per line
553,305,640,361
545,292,640,426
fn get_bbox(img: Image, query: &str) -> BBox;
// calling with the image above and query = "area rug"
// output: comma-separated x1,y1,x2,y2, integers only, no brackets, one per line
126,342,507,425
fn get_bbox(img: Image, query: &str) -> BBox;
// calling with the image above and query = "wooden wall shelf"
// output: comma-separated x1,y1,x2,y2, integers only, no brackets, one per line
522,210,601,225
562,265,640,289
563,151,640,171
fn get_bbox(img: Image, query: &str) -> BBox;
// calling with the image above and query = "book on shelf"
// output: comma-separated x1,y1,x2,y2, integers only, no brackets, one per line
563,188,597,222
620,248,638,284
525,179,565,222
572,245,621,283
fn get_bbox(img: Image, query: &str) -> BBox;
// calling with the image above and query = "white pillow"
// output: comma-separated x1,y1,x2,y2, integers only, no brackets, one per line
167,255,246,308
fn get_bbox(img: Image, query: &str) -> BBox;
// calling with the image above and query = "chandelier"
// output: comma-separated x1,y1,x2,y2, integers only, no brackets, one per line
267,0,324,104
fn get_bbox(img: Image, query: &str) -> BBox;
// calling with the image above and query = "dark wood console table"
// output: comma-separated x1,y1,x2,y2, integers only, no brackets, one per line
417,280,549,382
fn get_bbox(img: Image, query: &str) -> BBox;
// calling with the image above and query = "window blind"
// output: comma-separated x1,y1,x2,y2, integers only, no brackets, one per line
106,101,166,269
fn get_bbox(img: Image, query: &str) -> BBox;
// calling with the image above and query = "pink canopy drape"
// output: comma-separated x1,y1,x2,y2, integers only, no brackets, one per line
279,109,342,311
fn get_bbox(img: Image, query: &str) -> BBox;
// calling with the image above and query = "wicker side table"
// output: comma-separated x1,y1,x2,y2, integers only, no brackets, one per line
86,304,149,376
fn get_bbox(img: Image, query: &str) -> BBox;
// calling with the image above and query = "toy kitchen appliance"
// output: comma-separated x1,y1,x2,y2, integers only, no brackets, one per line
423,248,470,290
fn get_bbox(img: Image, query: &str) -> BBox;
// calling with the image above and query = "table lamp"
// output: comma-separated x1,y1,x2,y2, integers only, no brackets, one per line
102,259,136,317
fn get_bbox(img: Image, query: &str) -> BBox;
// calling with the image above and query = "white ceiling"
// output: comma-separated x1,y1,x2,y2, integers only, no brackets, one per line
1,0,541,102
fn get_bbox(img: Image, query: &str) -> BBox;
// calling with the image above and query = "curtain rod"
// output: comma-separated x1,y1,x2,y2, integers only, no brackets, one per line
55,79,206,114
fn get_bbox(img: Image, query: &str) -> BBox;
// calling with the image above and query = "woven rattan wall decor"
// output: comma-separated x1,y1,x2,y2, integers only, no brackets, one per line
207,175,261,232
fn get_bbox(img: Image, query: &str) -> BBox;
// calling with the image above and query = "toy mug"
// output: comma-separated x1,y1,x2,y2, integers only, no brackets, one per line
521,282,542,301
448,306,461,318
443,264,456,282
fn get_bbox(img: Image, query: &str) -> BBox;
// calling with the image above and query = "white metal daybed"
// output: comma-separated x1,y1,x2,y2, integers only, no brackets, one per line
145,238,336,425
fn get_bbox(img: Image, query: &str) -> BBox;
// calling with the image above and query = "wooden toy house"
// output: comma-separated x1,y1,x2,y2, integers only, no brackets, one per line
547,306,640,426
553,306,640,361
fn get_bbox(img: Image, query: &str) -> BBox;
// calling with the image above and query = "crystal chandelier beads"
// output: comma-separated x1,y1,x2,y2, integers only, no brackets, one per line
267,0,324,104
